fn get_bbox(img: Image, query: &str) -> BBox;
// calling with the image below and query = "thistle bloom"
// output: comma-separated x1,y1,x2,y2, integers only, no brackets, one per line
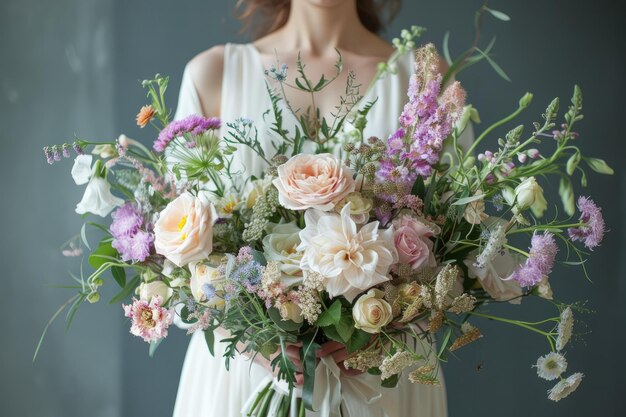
123,296,173,342
110,203,153,262
510,232,558,287
153,115,221,152
568,196,605,249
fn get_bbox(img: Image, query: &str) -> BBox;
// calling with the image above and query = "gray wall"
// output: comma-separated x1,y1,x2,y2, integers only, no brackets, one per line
1,0,624,416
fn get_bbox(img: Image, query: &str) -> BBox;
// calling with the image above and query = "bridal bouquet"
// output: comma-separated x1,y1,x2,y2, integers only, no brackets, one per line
42,19,612,417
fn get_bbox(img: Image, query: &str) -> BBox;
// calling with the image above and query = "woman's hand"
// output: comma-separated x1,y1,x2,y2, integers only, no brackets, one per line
317,341,363,377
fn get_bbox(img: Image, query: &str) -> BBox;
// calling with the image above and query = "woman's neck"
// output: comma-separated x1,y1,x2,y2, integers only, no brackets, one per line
277,1,370,56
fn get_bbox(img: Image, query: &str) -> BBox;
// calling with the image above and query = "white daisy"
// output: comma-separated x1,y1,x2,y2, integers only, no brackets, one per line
556,307,574,351
548,372,584,402
534,352,567,381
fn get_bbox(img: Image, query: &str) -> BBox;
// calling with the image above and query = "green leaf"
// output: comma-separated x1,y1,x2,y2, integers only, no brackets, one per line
321,325,343,344
485,7,511,21
301,335,320,411
566,152,581,176
451,193,484,206
149,338,162,357
345,329,371,354
334,314,355,343
381,374,399,388
111,266,126,288
80,223,91,251
204,329,215,356
316,300,342,327
475,47,511,82
109,275,140,305
268,307,303,331
559,176,575,216
251,249,267,266
442,32,452,65
585,157,614,175
259,341,278,360
411,176,425,198
88,240,117,270
437,327,453,359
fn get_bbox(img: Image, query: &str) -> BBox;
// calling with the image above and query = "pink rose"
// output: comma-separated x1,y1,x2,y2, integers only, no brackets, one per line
154,193,217,266
392,215,436,269
273,153,355,211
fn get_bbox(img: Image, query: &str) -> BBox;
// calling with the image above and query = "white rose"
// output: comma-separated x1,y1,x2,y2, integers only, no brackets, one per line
139,281,173,304
514,177,548,218
263,222,303,285
465,250,523,304
334,192,373,224
279,302,303,323
189,261,224,308
154,193,218,267
352,289,393,334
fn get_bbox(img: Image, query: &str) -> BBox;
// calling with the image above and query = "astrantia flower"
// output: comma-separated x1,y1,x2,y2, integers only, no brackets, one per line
298,203,398,301
556,307,574,351
548,373,584,402
510,232,558,287
568,196,605,249
122,296,173,342
535,352,567,381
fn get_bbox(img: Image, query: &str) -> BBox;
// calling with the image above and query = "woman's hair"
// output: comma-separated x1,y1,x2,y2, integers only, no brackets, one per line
235,0,402,39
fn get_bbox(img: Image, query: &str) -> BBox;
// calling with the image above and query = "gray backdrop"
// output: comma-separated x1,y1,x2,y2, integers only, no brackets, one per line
1,0,624,416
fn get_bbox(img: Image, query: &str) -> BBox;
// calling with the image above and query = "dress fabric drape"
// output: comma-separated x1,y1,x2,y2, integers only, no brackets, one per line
172,43,449,417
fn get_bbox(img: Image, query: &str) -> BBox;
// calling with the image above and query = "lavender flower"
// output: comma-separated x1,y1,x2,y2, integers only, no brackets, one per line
568,196,605,249
510,232,558,287
153,115,221,152
201,283,217,300
73,142,85,155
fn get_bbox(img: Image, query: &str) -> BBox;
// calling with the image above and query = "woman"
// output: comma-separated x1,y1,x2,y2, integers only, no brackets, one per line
172,1,448,416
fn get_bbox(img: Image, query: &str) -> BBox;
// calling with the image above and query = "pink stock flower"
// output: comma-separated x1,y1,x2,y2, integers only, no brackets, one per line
123,296,173,342
392,214,436,270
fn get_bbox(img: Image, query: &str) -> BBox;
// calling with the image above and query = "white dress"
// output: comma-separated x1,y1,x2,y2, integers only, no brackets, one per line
172,43,448,417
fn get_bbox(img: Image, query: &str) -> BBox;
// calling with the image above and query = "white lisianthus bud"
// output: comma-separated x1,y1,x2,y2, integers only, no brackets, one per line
536,276,553,300
139,281,173,304
514,177,548,218
279,302,304,323
352,289,393,334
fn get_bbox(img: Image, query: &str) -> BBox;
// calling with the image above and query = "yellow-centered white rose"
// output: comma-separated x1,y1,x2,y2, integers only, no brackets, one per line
334,192,373,224
262,222,304,286
352,289,393,333
189,261,224,308
154,193,218,267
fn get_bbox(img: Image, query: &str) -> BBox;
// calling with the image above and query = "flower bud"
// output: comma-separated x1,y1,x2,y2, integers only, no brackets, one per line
139,281,173,304
514,177,548,218
279,302,304,323
519,92,533,108
87,292,100,303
